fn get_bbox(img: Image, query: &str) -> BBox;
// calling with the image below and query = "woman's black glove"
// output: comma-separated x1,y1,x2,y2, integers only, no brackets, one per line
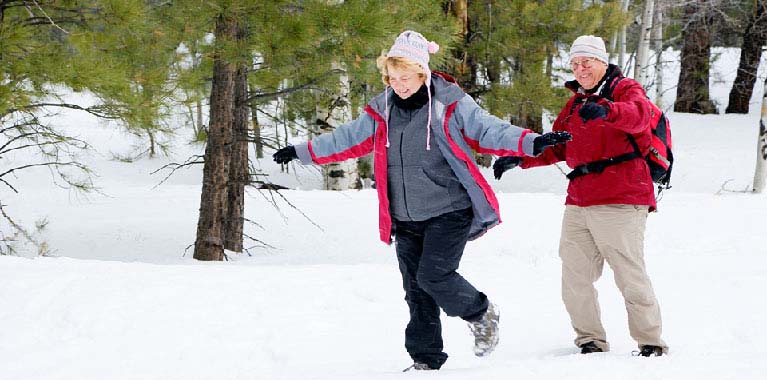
493,156,523,180
578,102,608,122
273,146,298,164
533,131,572,156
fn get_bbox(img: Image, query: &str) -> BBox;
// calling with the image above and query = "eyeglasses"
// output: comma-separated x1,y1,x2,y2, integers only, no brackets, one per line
570,58,597,70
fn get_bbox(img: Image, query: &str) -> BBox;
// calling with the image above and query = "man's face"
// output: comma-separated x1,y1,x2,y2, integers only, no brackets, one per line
387,65,425,99
571,57,608,90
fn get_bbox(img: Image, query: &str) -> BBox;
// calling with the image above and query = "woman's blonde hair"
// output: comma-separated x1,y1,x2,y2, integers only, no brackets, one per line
375,55,428,86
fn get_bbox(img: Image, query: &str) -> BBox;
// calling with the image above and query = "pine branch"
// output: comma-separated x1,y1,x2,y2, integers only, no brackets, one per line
246,69,345,101
3,102,124,119
28,0,70,33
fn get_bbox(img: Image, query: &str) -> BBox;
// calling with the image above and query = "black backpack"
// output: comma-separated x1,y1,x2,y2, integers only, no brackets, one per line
566,77,674,190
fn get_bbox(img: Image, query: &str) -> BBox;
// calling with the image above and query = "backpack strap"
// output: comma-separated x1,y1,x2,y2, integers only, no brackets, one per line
566,75,646,181
566,150,641,180
599,75,624,101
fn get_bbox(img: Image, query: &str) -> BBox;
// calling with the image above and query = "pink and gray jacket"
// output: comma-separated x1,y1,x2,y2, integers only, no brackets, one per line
295,73,540,244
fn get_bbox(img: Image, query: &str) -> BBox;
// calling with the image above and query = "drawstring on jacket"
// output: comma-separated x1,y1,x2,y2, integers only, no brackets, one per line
385,82,434,151
426,85,432,151
384,87,391,148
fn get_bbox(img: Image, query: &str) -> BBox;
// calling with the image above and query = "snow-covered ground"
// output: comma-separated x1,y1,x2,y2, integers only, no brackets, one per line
1,48,766,380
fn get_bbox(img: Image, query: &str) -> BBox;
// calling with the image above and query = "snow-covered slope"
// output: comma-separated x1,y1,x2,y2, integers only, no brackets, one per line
1,48,766,380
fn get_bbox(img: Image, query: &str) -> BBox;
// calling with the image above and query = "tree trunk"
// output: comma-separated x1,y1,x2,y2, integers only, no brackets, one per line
754,79,767,193
634,0,655,86
196,99,205,138
193,15,237,261
224,61,248,253
726,0,767,114
674,0,717,114
319,62,359,190
653,2,664,108
619,0,631,70
249,82,263,158
450,0,478,92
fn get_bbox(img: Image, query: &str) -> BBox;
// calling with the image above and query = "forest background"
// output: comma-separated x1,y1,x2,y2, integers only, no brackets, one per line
2,0,766,258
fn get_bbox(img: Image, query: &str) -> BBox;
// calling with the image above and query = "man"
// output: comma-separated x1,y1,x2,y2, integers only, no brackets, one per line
493,35,668,357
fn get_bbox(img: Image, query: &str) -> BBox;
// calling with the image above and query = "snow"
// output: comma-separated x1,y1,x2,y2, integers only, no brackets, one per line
1,48,766,380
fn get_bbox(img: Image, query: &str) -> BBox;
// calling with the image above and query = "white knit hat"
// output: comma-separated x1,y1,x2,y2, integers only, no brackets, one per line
569,35,609,64
385,30,440,150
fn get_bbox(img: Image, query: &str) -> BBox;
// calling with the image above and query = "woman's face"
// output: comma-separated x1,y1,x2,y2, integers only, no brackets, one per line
387,65,425,99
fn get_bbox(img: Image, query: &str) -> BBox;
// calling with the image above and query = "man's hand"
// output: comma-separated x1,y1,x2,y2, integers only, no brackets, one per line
273,146,298,164
578,102,608,122
493,156,523,180
533,131,572,156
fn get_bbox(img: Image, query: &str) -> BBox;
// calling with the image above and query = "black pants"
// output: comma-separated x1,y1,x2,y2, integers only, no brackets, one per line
394,207,489,369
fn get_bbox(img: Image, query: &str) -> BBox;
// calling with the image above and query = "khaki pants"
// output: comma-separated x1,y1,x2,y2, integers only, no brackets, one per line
559,205,667,352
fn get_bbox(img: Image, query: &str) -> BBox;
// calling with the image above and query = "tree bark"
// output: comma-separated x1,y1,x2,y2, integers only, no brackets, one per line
224,60,248,253
634,0,655,86
674,0,717,114
753,78,767,193
726,0,767,114
249,82,263,158
619,0,631,70
319,62,359,190
193,15,237,261
653,2,664,108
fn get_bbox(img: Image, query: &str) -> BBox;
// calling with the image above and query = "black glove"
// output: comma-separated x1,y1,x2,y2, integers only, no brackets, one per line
533,131,572,156
493,156,523,180
578,102,608,122
273,146,298,164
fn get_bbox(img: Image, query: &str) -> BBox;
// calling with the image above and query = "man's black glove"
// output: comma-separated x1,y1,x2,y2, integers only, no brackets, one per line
533,131,572,156
578,102,608,122
273,146,298,164
493,156,523,180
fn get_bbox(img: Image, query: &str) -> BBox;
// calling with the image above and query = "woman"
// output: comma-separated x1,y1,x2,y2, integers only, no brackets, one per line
273,30,570,370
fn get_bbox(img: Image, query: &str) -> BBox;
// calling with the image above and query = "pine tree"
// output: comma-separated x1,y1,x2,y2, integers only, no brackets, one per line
0,0,180,253
169,1,456,260
466,0,626,133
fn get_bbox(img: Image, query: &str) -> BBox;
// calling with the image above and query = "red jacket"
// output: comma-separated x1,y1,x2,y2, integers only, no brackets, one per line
522,67,657,210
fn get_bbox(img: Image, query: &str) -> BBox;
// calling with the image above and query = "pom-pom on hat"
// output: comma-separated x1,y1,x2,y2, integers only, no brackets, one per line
569,35,609,64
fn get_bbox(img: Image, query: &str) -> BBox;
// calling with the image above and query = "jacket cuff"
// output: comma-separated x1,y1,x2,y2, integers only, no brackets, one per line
522,133,538,156
295,142,314,165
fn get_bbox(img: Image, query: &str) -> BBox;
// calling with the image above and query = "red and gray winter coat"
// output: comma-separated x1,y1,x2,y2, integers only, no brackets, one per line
520,65,657,210
295,73,540,244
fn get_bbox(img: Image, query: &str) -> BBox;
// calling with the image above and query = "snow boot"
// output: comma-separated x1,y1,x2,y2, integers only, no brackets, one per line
402,362,438,372
467,302,500,357
580,341,603,354
638,345,663,357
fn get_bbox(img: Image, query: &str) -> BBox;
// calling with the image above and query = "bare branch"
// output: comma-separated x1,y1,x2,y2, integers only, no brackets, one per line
0,203,36,255
249,183,324,232
150,155,205,188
